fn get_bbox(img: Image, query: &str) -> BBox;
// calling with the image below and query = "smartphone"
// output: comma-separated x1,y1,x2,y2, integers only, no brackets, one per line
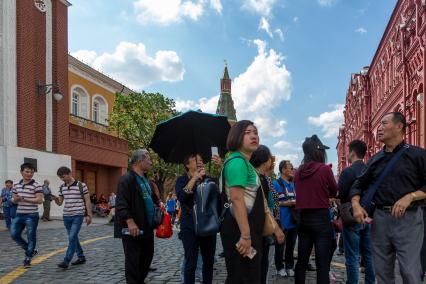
211,146,218,156
365,217,373,224
235,242,257,259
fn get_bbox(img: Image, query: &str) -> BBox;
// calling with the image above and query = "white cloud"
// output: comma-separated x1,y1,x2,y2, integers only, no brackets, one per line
71,50,97,65
259,17,273,38
293,16,299,22
175,95,219,114
133,0,211,25
318,0,337,7
355,27,367,34
274,29,284,41
273,140,298,151
307,104,344,138
242,0,276,16
71,41,185,90
176,39,292,139
210,0,222,14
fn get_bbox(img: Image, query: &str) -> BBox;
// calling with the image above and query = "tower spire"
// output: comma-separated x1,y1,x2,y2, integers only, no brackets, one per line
216,61,237,123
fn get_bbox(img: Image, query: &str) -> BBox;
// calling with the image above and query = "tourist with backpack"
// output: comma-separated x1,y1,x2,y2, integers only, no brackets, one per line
175,153,221,284
53,166,92,269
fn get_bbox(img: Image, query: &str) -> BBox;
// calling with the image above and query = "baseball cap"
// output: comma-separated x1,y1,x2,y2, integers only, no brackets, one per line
302,135,330,154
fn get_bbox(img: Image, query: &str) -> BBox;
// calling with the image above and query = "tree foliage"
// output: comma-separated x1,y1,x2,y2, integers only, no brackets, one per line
109,92,182,199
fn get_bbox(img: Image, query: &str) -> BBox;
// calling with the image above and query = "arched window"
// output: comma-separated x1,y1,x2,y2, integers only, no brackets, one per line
92,95,108,125
70,85,89,118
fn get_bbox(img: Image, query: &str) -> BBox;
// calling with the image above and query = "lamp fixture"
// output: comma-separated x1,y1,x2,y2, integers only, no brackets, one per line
37,81,63,101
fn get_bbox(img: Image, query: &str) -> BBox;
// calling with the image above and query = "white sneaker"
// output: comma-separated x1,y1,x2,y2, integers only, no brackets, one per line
277,269,287,277
286,269,295,277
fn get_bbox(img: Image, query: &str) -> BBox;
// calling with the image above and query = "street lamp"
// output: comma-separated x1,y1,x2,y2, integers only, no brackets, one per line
37,81,63,101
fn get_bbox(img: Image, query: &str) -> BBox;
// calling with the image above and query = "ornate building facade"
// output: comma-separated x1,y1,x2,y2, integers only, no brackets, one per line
0,0,129,216
337,0,426,173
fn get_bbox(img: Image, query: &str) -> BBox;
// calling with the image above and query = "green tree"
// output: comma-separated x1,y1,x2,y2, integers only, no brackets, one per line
109,92,182,200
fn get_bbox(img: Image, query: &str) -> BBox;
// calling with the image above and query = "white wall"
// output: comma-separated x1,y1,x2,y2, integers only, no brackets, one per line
0,146,72,217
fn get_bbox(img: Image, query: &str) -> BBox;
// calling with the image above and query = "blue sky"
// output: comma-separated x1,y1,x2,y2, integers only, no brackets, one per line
68,0,396,173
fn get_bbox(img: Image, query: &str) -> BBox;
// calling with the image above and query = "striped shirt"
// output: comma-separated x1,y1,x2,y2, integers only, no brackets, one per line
59,181,89,216
12,180,43,214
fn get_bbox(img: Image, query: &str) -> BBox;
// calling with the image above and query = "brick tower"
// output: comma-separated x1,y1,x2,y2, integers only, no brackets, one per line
216,61,237,124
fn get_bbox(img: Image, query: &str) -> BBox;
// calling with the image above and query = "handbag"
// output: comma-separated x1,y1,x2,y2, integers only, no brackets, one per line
156,210,173,238
193,178,221,236
260,183,277,236
332,217,343,232
152,205,164,229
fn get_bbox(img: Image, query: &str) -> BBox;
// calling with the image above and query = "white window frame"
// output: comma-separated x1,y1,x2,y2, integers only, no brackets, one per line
92,94,109,125
70,85,90,119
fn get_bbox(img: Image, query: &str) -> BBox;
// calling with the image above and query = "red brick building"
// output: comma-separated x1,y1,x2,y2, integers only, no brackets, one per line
337,0,426,173
0,0,128,216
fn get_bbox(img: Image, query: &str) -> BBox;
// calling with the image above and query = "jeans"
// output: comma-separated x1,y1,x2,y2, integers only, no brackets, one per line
3,205,17,229
295,209,332,284
63,215,85,263
342,223,375,284
10,213,39,258
275,227,298,271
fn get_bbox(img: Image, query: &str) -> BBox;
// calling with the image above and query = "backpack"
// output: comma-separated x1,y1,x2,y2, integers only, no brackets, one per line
60,181,88,216
193,177,221,237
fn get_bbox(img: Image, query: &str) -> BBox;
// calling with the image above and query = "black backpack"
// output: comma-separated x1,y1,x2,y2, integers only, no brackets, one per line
193,177,221,237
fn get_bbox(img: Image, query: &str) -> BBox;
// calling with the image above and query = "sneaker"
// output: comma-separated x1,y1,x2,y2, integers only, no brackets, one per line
71,258,86,265
57,261,69,269
23,258,31,268
286,269,295,277
277,269,287,277
32,249,38,258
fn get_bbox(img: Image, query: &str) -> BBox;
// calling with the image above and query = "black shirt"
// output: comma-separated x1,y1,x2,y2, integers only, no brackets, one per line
338,160,366,203
350,141,426,205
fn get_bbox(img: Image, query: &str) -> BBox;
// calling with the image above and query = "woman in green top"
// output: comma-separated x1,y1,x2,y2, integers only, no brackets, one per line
220,120,268,284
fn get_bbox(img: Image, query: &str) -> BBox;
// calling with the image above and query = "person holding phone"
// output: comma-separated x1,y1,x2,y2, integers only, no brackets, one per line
220,120,265,284
176,153,220,284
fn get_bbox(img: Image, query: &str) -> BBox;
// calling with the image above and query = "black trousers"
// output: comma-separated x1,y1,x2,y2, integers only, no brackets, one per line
261,238,270,284
181,228,216,284
276,227,298,270
295,209,332,284
122,236,154,284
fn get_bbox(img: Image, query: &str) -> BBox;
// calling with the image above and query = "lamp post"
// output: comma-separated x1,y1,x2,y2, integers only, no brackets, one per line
37,81,63,101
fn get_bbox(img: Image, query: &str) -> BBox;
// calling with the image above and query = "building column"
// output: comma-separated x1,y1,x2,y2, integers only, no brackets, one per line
46,0,53,151
0,0,17,147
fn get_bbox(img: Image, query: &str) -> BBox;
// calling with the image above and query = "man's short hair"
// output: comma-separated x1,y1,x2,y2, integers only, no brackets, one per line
278,160,290,174
130,149,149,165
387,112,407,133
348,140,367,159
57,166,71,176
5,180,13,184
226,120,256,152
20,163,35,172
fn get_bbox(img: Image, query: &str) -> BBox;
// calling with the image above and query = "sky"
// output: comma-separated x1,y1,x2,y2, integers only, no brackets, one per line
68,0,397,174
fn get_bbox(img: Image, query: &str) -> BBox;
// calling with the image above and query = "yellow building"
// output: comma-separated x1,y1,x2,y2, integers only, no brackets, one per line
67,55,132,197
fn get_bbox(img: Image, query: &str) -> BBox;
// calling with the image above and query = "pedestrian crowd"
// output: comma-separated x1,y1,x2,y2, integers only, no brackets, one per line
3,111,426,284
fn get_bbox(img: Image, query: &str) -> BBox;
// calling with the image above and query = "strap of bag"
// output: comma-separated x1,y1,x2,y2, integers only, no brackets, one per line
360,144,409,208
219,156,248,221
77,181,88,216
277,178,293,197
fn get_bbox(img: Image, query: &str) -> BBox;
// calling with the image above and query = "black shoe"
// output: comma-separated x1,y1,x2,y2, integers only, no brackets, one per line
219,252,225,258
57,261,69,269
71,258,86,265
23,258,31,268
32,249,38,258
148,267,157,272
306,263,316,271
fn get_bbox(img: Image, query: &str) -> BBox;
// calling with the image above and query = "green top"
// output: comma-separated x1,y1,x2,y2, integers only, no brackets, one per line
223,151,260,210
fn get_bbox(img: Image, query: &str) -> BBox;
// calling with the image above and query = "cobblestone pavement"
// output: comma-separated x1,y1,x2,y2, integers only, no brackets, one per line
0,219,421,283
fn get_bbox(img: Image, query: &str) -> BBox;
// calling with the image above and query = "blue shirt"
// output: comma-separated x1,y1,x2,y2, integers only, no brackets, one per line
166,199,176,213
273,178,296,230
1,187,15,208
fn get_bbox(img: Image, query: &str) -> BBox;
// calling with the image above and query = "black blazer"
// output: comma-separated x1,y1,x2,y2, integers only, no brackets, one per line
114,170,159,240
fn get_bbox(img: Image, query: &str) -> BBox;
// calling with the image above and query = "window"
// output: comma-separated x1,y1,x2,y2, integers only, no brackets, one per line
70,86,89,118
93,101,99,123
72,94,79,116
92,95,108,125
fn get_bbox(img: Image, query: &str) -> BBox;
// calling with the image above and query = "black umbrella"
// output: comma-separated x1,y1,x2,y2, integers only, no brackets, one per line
149,110,231,164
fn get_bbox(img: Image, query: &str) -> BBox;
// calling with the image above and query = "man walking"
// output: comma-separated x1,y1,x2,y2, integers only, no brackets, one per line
11,163,43,268
338,140,374,284
114,149,160,284
273,160,298,277
1,180,17,230
41,180,52,221
53,166,92,269
351,112,426,284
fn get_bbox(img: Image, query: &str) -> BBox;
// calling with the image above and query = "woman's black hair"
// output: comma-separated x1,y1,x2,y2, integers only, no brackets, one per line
250,145,271,168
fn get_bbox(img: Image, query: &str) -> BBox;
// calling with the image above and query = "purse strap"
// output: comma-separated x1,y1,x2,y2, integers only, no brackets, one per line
360,144,409,208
